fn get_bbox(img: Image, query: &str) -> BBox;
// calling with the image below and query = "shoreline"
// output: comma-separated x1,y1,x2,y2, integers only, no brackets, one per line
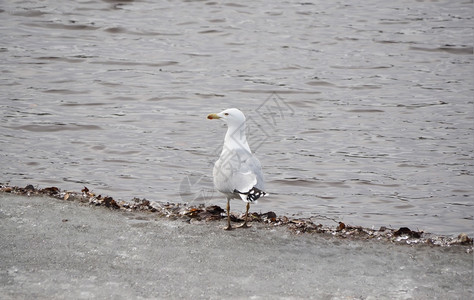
1,185,473,299
1,183,472,252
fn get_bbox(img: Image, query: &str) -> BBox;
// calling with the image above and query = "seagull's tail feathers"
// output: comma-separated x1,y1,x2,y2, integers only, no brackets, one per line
234,187,267,203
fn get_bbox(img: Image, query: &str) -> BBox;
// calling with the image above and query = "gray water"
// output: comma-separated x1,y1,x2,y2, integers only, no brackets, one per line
1,0,473,236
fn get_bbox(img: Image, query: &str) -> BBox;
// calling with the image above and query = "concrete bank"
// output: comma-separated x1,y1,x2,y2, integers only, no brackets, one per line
0,193,472,299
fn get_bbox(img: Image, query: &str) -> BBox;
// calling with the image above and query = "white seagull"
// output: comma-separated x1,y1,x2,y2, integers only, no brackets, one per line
207,108,267,230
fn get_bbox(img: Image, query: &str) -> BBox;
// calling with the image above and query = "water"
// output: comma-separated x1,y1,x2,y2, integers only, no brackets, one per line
1,0,473,236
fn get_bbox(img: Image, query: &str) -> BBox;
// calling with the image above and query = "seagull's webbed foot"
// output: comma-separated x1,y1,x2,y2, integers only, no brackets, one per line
224,224,233,231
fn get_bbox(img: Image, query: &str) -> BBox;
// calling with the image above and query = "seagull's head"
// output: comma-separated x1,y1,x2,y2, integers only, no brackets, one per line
207,108,246,127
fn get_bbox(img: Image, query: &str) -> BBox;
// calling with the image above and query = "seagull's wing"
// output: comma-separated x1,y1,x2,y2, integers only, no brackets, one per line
213,148,265,202
231,170,257,197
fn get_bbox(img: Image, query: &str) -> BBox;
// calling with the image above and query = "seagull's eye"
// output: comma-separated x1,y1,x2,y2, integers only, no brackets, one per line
224,113,229,116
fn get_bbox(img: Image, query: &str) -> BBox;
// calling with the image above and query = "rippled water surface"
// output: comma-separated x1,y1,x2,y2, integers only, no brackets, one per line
1,0,473,235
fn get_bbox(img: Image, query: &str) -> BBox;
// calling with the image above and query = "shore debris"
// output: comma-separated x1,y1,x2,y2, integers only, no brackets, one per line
394,227,422,239
1,184,472,251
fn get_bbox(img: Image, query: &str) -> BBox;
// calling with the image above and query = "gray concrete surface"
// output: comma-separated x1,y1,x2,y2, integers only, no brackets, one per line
0,193,472,299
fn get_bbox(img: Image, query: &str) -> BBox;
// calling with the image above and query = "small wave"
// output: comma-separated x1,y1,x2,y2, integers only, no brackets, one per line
8,124,102,132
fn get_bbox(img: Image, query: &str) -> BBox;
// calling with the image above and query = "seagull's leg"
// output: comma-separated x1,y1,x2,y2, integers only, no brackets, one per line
237,202,251,228
224,198,233,230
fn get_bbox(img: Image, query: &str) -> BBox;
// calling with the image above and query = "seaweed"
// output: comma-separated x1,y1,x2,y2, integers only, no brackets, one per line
1,183,472,252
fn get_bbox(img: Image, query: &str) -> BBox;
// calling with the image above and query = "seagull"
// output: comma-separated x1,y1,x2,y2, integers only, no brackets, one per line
207,108,267,230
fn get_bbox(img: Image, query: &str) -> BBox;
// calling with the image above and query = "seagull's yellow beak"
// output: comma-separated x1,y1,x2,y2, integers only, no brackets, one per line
207,113,221,120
